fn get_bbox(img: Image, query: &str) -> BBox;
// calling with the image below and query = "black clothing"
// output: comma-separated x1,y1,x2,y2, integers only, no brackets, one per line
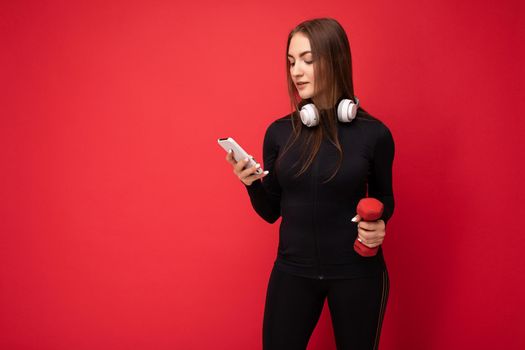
245,110,395,280
263,265,390,350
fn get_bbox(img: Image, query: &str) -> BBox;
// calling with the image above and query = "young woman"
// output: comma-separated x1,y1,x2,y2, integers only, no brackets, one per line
225,18,395,350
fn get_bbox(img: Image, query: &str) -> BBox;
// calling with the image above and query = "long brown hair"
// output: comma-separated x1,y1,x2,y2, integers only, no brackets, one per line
276,18,362,183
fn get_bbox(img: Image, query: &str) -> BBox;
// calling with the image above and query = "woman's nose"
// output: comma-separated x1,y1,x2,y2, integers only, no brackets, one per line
291,63,302,77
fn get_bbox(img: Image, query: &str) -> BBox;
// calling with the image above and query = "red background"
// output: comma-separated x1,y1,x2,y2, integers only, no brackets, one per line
1,0,524,349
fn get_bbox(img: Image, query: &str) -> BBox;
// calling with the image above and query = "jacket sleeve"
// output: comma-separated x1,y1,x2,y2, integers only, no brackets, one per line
368,124,395,225
243,122,282,223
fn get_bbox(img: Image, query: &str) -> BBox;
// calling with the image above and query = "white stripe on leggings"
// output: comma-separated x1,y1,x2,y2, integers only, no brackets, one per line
373,269,389,350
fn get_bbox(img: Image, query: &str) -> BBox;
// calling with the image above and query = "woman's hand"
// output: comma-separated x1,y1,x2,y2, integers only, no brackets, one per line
225,150,268,186
352,214,386,248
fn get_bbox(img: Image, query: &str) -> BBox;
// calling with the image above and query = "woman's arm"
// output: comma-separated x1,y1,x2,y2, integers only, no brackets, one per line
244,123,282,224
355,123,395,248
368,123,395,226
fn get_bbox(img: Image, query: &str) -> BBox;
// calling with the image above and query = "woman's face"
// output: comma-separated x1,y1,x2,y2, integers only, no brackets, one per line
288,32,315,99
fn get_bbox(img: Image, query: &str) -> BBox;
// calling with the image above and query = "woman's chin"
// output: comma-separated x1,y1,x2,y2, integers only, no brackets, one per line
299,91,314,99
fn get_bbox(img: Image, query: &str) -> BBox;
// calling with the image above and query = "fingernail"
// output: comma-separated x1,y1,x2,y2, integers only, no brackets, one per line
263,170,269,175
357,238,363,243
351,215,358,222
255,163,261,168
228,149,232,153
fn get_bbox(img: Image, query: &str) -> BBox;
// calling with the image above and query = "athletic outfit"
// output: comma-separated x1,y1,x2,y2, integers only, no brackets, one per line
244,108,395,349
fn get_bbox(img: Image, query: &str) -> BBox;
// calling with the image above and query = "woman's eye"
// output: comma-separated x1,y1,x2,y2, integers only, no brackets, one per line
289,61,313,66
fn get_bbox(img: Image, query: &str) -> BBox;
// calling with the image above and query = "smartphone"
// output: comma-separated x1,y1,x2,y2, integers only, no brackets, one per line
217,137,263,175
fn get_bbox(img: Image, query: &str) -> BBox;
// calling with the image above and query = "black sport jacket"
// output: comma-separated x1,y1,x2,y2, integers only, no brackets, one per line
244,110,395,279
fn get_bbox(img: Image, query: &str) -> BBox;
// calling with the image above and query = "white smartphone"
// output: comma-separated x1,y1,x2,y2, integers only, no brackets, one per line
217,137,263,175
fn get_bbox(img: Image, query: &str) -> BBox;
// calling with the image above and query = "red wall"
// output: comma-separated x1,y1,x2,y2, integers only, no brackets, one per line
1,0,524,349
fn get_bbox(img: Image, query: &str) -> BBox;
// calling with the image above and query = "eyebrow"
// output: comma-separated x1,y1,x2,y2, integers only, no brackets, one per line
287,51,312,58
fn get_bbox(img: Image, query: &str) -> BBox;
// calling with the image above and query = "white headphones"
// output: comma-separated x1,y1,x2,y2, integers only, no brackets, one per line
299,97,360,127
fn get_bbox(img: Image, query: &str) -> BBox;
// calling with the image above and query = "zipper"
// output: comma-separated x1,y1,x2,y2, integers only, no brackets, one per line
312,155,323,280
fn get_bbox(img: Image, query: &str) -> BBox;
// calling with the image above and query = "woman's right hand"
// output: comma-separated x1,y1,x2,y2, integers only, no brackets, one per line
225,150,268,186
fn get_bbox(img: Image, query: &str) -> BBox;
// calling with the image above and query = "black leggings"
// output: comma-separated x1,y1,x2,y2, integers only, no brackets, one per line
263,266,390,350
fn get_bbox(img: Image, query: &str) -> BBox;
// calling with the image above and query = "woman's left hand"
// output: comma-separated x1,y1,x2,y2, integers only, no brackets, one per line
352,214,386,248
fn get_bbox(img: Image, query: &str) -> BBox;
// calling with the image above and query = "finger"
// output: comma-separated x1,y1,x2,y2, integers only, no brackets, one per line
357,230,371,244
359,218,385,230
239,162,261,179
358,220,379,231
357,234,381,248
358,228,383,240
226,150,237,165
357,222,372,232
234,157,251,173
351,214,361,222
243,170,269,183
357,221,370,231
357,230,368,242
361,236,382,246
358,230,384,245
357,235,370,246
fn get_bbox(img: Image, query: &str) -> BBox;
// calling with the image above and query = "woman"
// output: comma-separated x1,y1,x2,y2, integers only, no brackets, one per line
225,18,395,350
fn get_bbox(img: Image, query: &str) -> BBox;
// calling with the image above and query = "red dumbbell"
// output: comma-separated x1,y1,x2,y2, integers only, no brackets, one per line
353,198,384,257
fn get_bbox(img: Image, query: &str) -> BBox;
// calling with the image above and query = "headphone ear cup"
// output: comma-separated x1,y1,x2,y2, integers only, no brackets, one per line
337,99,358,123
300,103,319,127
337,99,350,122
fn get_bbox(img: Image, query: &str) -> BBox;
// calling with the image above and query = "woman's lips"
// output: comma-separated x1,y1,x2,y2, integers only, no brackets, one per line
297,83,308,89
